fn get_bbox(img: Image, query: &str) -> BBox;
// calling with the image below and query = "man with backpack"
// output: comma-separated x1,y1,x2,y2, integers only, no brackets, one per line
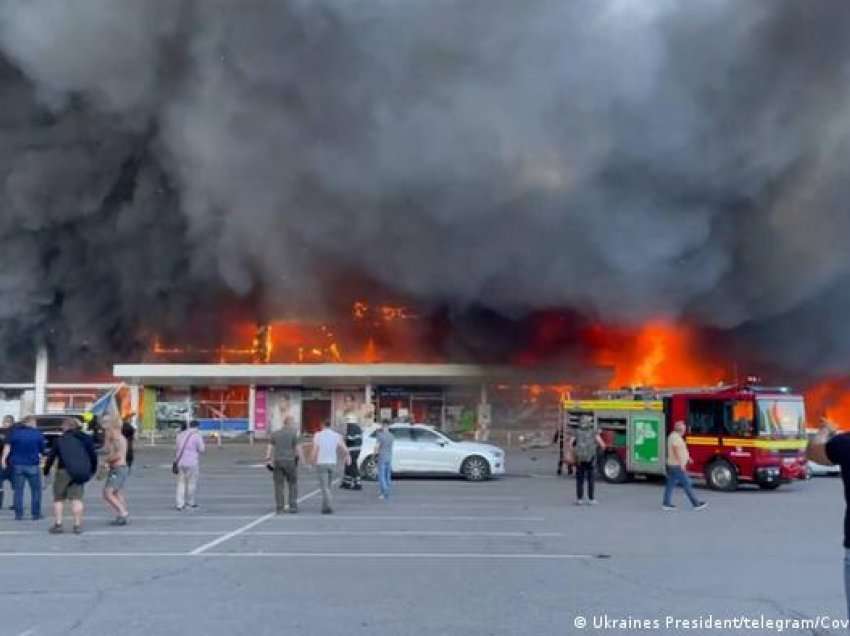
44,418,98,534
571,414,606,506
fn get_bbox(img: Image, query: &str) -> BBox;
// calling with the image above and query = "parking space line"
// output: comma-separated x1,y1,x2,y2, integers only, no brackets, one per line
248,530,562,537
188,482,331,555
0,530,222,536
261,515,546,521
0,514,544,523
0,530,560,538
0,552,604,559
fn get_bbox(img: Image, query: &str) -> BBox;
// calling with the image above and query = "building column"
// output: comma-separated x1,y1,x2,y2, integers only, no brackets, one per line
476,384,491,442
33,344,48,414
364,383,374,424
248,384,257,444
129,385,140,428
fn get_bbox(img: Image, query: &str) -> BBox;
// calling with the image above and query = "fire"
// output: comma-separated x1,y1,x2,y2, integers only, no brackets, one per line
585,321,726,388
151,301,428,364
805,378,850,429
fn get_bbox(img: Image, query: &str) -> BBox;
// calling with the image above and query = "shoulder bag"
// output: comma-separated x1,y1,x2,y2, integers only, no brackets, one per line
172,432,195,475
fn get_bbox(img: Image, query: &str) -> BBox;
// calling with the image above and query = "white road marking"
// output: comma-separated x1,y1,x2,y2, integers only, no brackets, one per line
0,552,601,559
188,482,332,555
186,513,275,555
261,515,546,521
249,530,562,537
0,530,221,536
0,516,261,521
205,552,597,559
0,529,559,537
0,514,544,523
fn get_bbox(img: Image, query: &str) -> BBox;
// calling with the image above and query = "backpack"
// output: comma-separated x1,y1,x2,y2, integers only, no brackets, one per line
573,424,598,462
57,433,93,484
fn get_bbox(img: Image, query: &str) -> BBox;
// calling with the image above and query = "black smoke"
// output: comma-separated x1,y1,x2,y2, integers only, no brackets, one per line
1,0,850,379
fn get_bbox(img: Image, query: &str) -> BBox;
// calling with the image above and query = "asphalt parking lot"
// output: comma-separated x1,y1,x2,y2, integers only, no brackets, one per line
0,444,846,636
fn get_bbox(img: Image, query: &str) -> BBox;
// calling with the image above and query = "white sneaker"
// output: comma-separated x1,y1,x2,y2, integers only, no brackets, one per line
575,499,586,506
378,494,385,500
662,504,676,511
587,499,598,506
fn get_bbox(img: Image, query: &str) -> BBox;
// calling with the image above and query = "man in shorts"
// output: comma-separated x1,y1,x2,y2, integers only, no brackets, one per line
102,418,130,525
44,418,97,534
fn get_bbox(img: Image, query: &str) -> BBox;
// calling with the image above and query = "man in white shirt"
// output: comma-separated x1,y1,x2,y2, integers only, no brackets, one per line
310,421,350,514
662,420,707,511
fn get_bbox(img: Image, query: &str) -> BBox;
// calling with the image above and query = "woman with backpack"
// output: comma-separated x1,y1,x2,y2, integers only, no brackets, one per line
174,420,205,511
571,414,606,506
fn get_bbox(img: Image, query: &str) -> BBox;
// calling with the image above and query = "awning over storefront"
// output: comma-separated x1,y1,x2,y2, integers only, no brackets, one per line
113,363,509,387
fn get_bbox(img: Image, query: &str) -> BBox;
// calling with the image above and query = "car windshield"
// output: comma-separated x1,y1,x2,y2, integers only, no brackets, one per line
440,431,464,442
757,399,805,437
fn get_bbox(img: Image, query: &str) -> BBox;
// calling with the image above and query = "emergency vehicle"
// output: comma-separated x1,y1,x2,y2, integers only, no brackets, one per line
561,385,808,491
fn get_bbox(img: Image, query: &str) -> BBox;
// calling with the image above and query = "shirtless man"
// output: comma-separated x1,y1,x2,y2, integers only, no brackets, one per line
102,418,130,525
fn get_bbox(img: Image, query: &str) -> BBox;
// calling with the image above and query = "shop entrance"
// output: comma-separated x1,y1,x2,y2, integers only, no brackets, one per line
302,389,332,434
376,386,445,428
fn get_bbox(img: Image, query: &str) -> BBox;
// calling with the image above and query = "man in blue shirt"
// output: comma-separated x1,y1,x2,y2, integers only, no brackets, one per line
1,415,47,520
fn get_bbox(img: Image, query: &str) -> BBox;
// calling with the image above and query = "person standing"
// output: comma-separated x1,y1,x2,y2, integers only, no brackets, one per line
806,418,850,617
265,416,302,514
310,421,349,514
175,420,205,511
102,419,130,525
341,414,363,490
0,415,46,520
44,418,97,534
662,420,707,511
0,415,15,510
375,419,394,501
572,414,606,505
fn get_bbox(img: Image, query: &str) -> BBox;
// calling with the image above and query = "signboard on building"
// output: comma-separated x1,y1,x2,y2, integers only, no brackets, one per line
258,388,302,434
254,389,268,433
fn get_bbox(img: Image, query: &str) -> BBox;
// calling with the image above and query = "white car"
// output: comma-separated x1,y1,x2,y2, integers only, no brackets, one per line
807,460,841,477
358,423,505,481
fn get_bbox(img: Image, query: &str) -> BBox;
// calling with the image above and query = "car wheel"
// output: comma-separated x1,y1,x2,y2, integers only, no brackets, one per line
705,459,738,492
461,456,491,481
758,482,781,490
601,453,629,483
360,455,378,481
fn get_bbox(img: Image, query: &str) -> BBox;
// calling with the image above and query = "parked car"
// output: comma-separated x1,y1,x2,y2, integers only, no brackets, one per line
358,423,505,482
807,460,841,477
805,430,841,477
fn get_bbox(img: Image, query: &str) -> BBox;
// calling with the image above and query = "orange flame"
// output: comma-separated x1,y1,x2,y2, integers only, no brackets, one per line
804,378,850,429
586,322,726,388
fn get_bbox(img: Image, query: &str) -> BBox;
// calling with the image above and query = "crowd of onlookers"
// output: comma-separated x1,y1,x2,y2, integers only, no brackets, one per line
0,413,133,533
0,409,395,533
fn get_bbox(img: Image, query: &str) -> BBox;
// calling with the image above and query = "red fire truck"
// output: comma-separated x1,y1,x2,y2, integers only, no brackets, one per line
561,385,808,491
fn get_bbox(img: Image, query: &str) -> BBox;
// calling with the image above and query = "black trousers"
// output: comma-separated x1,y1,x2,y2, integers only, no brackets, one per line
576,461,595,501
342,450,361,489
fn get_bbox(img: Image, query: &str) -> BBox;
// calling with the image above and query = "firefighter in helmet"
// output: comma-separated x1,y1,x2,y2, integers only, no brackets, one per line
341,413,363,490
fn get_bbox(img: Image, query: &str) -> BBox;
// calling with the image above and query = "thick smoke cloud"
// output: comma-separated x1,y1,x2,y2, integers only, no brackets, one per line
1,0,850,377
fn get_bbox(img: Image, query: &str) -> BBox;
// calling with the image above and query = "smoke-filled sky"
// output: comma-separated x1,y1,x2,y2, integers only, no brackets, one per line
1,0,850,378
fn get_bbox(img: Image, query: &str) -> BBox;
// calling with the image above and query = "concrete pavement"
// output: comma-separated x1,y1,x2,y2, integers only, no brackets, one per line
0,444,845,635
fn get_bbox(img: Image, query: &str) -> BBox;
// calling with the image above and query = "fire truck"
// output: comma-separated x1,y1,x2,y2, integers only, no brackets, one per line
561,385,808,491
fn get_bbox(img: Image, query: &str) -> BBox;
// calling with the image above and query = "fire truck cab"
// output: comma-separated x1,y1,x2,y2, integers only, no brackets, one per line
561,385,808,491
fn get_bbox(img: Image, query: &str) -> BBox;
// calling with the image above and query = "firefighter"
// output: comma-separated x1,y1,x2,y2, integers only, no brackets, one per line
341,414,363,490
